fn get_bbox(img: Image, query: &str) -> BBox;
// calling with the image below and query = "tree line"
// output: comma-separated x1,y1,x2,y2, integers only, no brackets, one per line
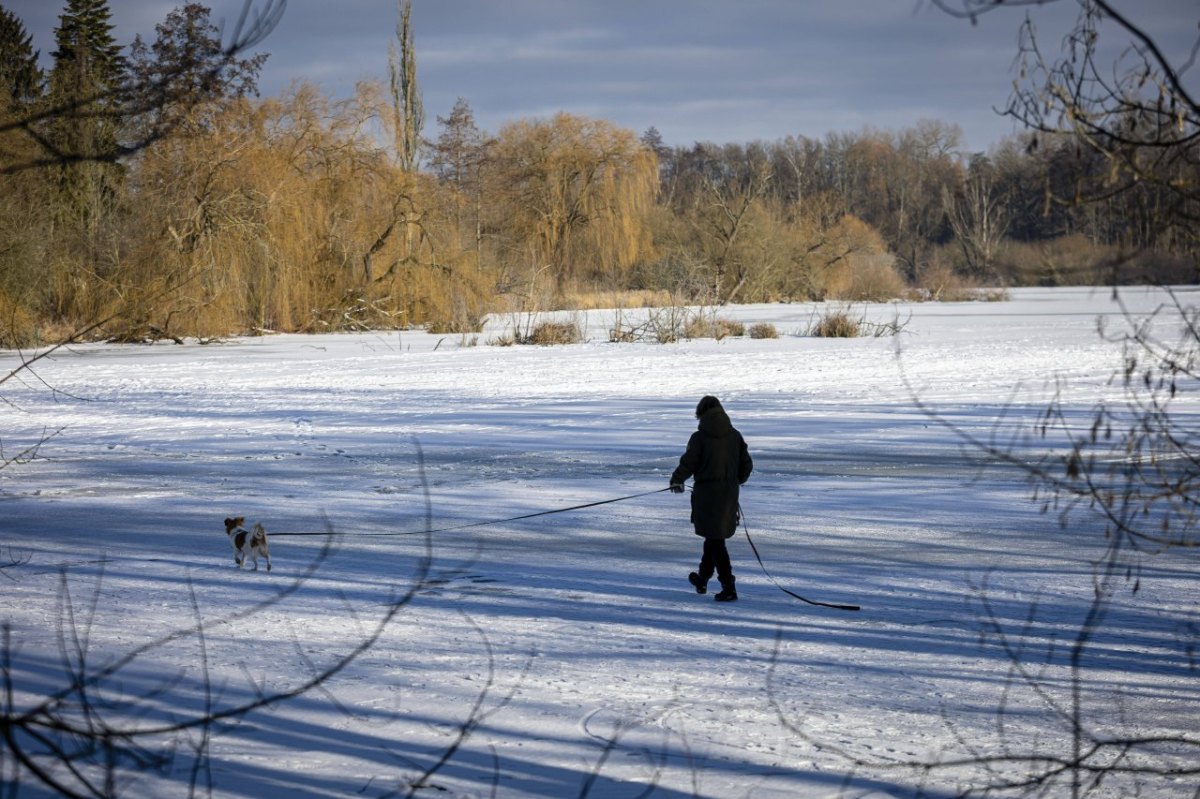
1,0,1196,347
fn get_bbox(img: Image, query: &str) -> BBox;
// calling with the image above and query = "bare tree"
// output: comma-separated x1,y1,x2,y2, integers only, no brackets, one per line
932,0,1200,251
764,11,1200,792
689,153,773,304
430,97,493,272
929,0,1200,579
943,154,1011,277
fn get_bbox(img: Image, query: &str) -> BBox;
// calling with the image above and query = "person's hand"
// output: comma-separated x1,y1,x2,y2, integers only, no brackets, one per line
669,483,685,494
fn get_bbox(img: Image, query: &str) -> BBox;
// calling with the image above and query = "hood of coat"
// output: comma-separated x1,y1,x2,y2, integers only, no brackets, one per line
697,406,734,438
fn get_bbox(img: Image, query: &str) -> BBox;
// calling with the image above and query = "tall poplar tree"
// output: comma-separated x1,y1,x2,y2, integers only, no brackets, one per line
388,0,422,173
379,0,424,281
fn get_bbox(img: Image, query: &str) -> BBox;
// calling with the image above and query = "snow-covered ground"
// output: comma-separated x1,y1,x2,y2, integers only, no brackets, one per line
2,286,1197,798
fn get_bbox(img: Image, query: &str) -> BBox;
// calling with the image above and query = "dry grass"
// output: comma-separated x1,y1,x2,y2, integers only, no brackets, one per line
564,289,675,310
914,256,1010,302
811,309,860,338
826,254,907,302
683,315,744,340
608,305,690,344
524,320,582,345
748,322,778,339
426,314,488,335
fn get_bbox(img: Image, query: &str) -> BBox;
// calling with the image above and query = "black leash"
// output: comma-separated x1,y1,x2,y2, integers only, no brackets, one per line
272,486,862,612
740,504,862,612
270,487,673,538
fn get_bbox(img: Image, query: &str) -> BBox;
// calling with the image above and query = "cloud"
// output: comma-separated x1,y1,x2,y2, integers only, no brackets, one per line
9,0,1196,153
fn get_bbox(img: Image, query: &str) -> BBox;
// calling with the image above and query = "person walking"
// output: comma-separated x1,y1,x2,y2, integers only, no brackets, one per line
670,395,753,602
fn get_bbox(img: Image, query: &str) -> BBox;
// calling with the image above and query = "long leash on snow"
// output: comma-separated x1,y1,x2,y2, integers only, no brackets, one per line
272,488,860,611
269,487,673,538
739,503,862,612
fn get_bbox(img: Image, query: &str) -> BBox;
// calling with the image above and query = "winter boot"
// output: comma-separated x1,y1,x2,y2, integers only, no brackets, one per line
714,578,737,602
688,572,708,594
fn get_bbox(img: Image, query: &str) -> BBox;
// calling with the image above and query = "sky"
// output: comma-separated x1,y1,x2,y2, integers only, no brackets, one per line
8,0,1199,153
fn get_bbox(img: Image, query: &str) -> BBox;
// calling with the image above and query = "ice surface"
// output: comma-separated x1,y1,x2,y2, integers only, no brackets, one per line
2,287,1196,798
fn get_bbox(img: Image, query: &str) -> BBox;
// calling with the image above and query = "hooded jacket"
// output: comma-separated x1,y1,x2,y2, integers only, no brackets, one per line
671,406,753,539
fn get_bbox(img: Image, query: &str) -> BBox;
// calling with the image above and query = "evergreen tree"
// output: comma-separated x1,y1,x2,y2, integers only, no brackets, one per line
431,97,491,265
47,0,128,233
127,2,267,137
431,98,486,189
0,5,43,108
50,0,126,121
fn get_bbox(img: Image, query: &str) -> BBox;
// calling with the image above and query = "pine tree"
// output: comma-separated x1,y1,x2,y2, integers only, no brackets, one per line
431,98,490,264
0,6,43,109
47,0,128,233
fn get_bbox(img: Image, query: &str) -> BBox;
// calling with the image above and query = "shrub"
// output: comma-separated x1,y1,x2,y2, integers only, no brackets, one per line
826,253,907,302
651,306,686,343
525,320,581,345
426,314,487,335
915,252,1011,302
748,322,778,339
915,255,975,302
991,234,1150,287
812,309,860,338
684,315,744,340
718,318,745,338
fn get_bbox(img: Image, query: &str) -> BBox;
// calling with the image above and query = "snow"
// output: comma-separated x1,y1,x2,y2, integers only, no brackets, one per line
1,286,1197,798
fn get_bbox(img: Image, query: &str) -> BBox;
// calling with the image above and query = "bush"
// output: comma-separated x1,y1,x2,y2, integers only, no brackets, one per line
524,320,581,345
684,315,744,340
718,318,745,338
826,254,908,302
811,309,860,338
748,322,778,339
915,255,1010,302
995,236,1199,287
994,234,1123,286
426,314,487,335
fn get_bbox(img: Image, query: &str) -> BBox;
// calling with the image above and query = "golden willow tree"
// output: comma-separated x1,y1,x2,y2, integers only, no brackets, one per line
388,0,422,175
125,82,436,337
116,0,461,338
488,113,657,295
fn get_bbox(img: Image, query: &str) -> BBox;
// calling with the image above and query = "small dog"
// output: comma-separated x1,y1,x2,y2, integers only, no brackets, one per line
224,516,272,572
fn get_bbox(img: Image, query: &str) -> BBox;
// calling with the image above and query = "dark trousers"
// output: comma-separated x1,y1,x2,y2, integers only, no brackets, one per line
698,537,735,587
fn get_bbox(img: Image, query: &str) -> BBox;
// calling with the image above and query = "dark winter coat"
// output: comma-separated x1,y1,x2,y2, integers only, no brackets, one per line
671,407,753,539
